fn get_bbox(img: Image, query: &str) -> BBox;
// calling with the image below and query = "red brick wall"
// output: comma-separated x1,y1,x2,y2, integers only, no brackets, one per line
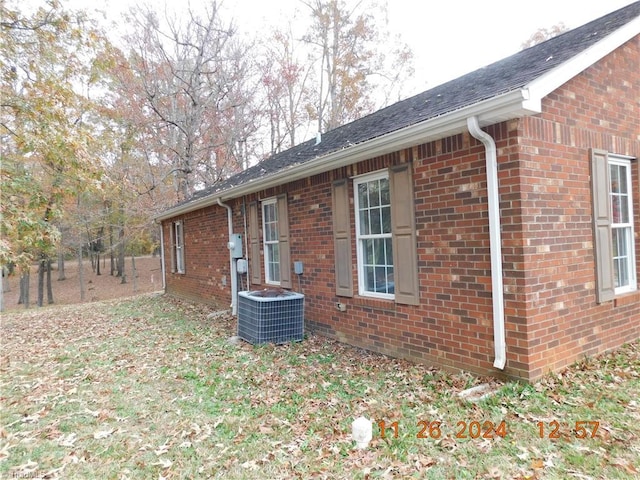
162,206,233,307
161,36,639,381
515,35,640,379
239,138,521,378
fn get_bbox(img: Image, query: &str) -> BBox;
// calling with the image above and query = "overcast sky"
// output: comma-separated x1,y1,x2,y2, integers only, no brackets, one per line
22,0,638,95
222,0,636,93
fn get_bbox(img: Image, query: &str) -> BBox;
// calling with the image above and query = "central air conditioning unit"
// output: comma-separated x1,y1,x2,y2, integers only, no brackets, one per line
237,289,305,345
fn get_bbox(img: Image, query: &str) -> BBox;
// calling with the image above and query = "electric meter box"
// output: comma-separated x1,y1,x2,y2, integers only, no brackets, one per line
228,233,243,258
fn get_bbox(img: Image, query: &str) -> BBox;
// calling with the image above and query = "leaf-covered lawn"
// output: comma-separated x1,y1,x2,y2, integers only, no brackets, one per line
1,294,638,479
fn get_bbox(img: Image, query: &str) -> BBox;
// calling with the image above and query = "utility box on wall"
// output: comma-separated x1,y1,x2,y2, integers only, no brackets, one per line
237,290,304,345
228,233,243,258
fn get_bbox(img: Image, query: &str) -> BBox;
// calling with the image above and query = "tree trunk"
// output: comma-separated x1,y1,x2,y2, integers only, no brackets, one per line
37,258,45,307
96,253,101,276
19,273,30,308
131,255,138,293
119,239,126,284
91,246,96,273
78,246,85,302
58,247,66,280
117,208,126,283
46,259,54,304
2,267,10,292
110,223,115,276
0,270,4,313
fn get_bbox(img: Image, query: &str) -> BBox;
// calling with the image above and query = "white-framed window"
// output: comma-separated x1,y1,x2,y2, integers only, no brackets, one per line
262,198,280,284
172,220,185,274
609,156,637,294
354,171,394,299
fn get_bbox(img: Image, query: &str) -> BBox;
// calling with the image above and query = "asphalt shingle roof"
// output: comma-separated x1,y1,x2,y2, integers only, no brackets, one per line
175,1,640,208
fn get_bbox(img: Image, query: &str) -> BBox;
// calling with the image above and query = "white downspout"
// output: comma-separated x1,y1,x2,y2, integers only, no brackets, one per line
159,223,166,290
217,198,238,316
467,116,506,370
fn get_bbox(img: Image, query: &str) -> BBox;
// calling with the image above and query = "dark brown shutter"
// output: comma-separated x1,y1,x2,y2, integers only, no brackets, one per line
169,222,176,273
332,179,353,297
389,164,420,305
277,194,292,289
590,149,615,303
248,201,261,285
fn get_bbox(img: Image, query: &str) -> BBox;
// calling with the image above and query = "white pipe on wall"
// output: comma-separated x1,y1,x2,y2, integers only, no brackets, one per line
159,223,166,291
467,116,506,370
217,198,238,316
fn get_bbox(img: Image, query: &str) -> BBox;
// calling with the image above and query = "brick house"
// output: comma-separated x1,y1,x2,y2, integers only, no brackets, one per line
154,3,640,381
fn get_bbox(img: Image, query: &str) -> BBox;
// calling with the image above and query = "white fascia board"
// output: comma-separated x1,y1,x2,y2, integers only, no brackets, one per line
154,88,533,222
523,16,640,112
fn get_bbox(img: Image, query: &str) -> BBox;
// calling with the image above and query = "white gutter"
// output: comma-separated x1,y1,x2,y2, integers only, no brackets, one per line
159,223,166,290
154,88,535,222
217,199,238,316
467,116,506,370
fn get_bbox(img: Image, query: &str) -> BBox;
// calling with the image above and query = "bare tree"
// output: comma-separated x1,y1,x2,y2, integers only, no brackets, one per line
521,22,569,49
120,1,259,200
259,27,315,155
301,0,413,133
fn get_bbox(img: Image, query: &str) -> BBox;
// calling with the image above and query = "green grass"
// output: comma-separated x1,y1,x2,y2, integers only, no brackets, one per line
1,293,638,479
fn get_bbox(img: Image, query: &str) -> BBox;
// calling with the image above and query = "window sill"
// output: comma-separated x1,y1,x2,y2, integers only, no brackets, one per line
614,290,640,307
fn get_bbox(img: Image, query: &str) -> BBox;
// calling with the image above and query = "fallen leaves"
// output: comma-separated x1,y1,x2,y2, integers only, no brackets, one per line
1,294,638,479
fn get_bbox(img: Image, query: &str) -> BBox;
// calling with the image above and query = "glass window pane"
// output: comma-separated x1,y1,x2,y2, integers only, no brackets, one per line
370,208,381,234
381,206,391,234
385,238,393,265
364,266,375,291
380,178,390,205
610,164,621,193
360,210,370,235
364,239,374,264
375,266,386,291
358,183,368,209
620,197,630,224
370,181,380,207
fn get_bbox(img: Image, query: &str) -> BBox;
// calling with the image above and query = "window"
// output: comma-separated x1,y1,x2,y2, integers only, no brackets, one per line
262,198,280,284
171,220,185,274
333,165,418,304
591,149,637,302
609,157,636,294
354,172,394,298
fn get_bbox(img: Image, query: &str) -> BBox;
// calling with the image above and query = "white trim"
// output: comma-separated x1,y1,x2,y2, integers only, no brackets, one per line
262,198,280,285
523,16,640,112
354,170,394,300
609,155,637,295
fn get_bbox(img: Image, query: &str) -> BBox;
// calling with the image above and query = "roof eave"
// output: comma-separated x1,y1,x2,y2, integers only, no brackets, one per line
524,15,640,111
154,88,537,222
